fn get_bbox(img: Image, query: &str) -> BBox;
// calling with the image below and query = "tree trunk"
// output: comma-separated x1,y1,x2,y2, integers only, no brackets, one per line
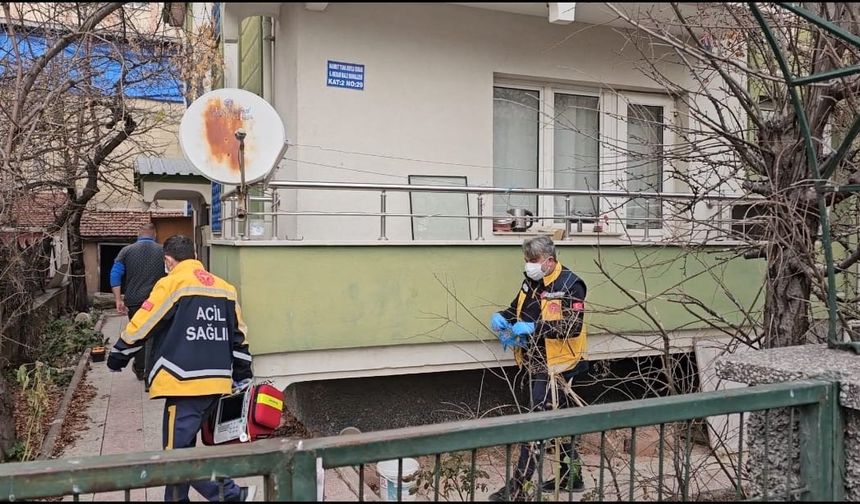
762,210,816,348
764,262,812,347
67,209,88,313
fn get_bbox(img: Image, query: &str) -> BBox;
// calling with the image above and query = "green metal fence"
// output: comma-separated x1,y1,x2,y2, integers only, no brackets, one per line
0,380,842,502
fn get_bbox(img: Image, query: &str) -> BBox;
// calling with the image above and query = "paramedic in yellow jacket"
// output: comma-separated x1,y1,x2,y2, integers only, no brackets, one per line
107,235,254,502
488,235,588,501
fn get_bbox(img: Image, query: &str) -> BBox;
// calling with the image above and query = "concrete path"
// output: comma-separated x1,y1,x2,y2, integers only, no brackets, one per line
58,311,363,502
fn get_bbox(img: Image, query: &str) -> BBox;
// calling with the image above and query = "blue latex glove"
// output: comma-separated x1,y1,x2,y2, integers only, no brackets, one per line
498,329,528,351
511,321,536,337
498,329,515,351
490,313,511,333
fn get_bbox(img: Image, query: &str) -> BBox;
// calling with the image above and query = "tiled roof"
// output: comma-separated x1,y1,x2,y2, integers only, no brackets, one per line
5,191,184,238
80,210,185,238
135,155,204,176
7,191,68,229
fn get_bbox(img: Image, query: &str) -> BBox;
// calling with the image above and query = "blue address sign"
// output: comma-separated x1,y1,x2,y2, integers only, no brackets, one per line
327,60,364,90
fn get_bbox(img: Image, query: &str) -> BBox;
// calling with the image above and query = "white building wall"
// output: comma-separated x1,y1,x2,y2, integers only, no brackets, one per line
272,3,700,241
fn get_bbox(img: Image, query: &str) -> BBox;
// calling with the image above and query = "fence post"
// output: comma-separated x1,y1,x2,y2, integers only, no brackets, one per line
829,381,845,501
291,450,320,501
798,381,841,501
266,448,295,502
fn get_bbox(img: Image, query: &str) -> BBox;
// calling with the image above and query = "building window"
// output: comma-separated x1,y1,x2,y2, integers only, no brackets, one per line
625,104,664,230
553,93,600,221
492,82,672,234
492,87,539,218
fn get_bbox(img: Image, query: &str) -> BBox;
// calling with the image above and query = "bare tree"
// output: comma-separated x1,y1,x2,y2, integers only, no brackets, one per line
594,2,860,349
0,2,220,460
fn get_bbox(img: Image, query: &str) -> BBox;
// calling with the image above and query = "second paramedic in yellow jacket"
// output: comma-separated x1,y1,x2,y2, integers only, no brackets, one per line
107,235,254,502
488,235,588,501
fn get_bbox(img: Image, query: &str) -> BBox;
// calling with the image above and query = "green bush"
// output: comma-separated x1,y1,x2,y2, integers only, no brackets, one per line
36,315,102,369
6,312,103,462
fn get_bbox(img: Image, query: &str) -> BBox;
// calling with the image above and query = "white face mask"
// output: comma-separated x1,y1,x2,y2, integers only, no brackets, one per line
524,261,546,281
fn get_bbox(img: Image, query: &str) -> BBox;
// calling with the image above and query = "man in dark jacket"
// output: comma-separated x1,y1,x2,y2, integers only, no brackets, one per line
107,235,254,502
110,223,165,380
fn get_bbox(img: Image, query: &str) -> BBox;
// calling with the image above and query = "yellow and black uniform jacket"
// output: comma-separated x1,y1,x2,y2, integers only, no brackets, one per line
500,261,587,374
107,259,252,399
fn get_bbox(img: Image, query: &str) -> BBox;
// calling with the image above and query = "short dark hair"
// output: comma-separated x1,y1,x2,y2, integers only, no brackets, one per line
139,222,156,237
163,235,195,262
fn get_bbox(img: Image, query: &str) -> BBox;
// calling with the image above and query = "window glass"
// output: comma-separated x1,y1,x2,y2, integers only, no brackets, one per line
493,87,539,218
554,93,600,221
626,104,664,229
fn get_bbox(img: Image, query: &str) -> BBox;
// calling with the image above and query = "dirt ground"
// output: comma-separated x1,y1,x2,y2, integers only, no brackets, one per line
52,371,97,458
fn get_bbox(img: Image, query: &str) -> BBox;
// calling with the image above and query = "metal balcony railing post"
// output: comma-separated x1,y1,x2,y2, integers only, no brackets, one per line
232,200,238,239
243,192,251,241
379,190,388,241
477,194,485,240
565,196,572,239
271,191,279,240
717,200,724,234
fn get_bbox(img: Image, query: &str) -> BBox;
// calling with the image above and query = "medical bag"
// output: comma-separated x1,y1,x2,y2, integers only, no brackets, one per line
202,383,285,445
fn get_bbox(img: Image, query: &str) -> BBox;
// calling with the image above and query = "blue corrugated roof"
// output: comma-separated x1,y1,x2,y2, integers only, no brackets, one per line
0,31,184,103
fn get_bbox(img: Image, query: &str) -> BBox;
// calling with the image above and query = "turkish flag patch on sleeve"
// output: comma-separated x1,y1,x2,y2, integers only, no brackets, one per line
141,300,154,311
194,269,215,286
571,301,585,312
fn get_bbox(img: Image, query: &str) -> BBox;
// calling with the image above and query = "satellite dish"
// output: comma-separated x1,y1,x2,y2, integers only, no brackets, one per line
179,88,287,185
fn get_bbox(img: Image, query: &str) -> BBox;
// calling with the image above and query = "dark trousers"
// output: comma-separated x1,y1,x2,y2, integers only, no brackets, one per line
163,396,242,502
515,361,588,481
127,305,145,374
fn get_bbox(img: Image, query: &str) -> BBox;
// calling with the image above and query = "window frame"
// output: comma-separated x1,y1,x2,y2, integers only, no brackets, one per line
492,79,676,238
492,83,544,220
613,91,676,238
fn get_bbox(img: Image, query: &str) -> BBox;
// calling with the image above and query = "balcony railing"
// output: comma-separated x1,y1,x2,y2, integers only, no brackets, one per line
215,180,764,243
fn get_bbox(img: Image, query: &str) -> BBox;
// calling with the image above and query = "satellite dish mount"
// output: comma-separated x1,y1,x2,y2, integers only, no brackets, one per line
179,89,288,240
234,128,248,219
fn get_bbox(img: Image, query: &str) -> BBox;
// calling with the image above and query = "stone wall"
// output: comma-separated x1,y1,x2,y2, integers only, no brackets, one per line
1,287,68,367
0,286,67,460
716,344,860,500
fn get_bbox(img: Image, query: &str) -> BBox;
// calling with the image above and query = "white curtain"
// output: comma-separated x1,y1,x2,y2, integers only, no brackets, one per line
553,94,600,220
626,104,663,229
493,87,539,218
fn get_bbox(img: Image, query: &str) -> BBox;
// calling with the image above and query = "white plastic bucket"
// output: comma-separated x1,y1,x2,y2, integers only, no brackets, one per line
376,458,420,501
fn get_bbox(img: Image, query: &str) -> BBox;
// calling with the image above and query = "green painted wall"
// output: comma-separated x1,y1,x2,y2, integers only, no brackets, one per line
211,244,766,356
238,16,266,214
239,16,263,97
